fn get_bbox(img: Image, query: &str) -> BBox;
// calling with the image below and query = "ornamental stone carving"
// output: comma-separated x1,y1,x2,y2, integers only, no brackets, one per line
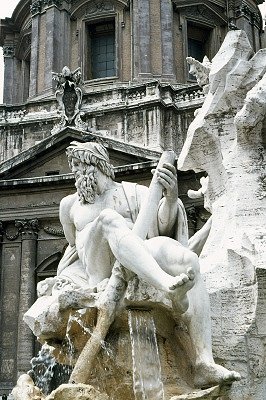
15,219,39,239
235,4,261,27
43,226,65,237
1,219,39,241
52,66,87,134
31,0,63,15
86,0,115,15
3,45,15,58
176,3,226,26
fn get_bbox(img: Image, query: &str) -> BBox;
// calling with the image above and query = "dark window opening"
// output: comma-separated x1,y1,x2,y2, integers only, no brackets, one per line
45,170,60,176
87,20,116,80
23,55,30,102
187,23,212,81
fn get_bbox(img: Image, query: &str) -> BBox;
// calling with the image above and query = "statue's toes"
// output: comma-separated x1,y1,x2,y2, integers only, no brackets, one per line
224,371,241,382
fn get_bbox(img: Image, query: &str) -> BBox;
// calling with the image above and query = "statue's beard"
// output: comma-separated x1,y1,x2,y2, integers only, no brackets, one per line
75,171,97,204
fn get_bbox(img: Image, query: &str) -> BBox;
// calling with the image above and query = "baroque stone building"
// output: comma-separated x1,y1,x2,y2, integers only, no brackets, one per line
0,0,264,394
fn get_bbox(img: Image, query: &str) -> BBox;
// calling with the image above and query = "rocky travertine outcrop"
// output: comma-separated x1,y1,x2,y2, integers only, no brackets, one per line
179,30,266,400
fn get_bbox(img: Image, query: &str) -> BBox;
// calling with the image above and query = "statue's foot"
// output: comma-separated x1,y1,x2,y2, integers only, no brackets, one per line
194,361,241,388
169,267,195,291
168,268,195,313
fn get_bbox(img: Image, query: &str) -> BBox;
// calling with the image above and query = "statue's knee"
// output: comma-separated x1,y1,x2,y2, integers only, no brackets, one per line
98,209,123,230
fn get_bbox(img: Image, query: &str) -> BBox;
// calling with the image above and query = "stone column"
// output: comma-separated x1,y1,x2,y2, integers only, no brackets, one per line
16,219,39,377
131,0,152,79
160,0,175,79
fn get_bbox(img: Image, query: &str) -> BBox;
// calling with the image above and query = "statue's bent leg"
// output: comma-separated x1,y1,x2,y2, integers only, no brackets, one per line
83,208,194,293
185,279,241,387
146,236,198,313
146,236,240,387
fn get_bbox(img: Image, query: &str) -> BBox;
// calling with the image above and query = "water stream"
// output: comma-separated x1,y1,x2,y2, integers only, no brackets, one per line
128,309,165,400
28,344,56,394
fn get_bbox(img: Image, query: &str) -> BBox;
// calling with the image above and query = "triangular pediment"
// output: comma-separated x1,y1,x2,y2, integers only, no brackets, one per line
0,127,161,180
173,1,227,24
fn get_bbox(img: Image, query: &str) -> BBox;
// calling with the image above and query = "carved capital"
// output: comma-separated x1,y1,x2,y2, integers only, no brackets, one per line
3,45,15,58
15,219,39,240
30,0,42,15
31,0,63,15
235,3,261,26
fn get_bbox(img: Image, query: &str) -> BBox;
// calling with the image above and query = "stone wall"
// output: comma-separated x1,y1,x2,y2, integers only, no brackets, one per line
0,82,203,162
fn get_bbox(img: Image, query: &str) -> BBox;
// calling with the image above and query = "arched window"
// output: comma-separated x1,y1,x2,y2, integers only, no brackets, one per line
36,252,62,285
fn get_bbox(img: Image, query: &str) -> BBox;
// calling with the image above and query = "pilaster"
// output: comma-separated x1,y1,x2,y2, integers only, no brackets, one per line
2,45,20,104
30,0,71,97
0,222,22,392
160,0,175,79
132,0,152,80
45,5,71,92
16,219,39,377
29,14,40,98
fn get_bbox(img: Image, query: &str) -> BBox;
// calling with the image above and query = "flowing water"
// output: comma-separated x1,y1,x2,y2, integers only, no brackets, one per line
128,309,165,400
28,344,57,394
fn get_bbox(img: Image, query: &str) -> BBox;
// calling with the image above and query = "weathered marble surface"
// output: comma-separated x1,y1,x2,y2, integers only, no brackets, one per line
179,30,266,400
23,139,239,398
11,374,45,400
46,384,109,400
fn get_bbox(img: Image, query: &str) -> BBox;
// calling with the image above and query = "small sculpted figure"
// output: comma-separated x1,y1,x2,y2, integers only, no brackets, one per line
52,66,82,90
58,140,240,387
186,56,211,93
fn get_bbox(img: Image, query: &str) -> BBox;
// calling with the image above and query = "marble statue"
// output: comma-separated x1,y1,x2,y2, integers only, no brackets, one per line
28,140,238,389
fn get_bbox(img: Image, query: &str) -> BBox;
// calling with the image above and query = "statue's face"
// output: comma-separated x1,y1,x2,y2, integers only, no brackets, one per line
70,157,84,177
69,156,98,203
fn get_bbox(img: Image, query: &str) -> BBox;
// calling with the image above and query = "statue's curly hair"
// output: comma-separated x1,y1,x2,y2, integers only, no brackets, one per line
66,141,115,179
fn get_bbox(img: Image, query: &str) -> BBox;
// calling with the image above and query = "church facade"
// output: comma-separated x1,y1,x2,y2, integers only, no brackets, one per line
0,0,264,394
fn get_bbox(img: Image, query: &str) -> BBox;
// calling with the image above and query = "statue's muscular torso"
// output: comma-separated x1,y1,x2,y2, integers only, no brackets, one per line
59,181,147,286
60,181,148,245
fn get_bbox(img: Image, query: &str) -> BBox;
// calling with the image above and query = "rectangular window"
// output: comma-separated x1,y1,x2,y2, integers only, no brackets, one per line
87,20,116,80
187,23,211,80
